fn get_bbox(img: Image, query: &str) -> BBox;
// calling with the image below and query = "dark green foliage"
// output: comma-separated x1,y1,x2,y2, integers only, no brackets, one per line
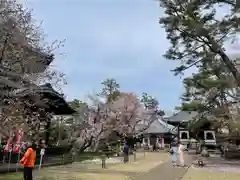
140,92,165,116
100,78,121,103
68,99,89,123
68,99,85,110
44,146,72,155
187,116,210,135
141,92,159,109
159,0,240,133
159,0,240,83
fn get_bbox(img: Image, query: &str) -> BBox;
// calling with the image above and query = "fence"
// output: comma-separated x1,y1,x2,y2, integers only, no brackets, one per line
0,146,74,173
0,147,147,174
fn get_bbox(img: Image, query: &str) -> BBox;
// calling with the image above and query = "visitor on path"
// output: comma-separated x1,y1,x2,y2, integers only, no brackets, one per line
178,142,185,167
20,143,37,180
170,142,177,166
153,143,157,151
123,142,129,163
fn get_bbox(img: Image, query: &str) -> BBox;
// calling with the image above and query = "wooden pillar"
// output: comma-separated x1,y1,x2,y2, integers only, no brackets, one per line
177,124,180,143
148,136,150,146
161,137,165,148
156,136,159,149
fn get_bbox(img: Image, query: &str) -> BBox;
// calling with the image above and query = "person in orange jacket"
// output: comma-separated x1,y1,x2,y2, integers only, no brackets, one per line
20,143,37,180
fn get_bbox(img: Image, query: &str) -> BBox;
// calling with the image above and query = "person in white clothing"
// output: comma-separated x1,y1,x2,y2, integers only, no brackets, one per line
178,142,185,167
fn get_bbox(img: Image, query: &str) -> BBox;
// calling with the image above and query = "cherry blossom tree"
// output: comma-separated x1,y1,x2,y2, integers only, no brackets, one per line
72,94,111,151
0,0,66,144
110,93,146,136
73,92,161,151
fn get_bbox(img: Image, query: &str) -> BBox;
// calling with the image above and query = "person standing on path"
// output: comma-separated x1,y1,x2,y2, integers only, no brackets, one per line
178,142,185,167
170,142,178,166
20,143,37,180
123,142,129,163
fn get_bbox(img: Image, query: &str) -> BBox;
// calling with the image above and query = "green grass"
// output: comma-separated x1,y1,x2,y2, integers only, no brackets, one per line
0,174,62,180
0,171,78,180
75,151,115,162
0,151,115,180
0,173,22,180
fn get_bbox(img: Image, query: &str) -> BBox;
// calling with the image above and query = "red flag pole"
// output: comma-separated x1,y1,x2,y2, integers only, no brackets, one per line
4,131,13,152
13,128,23,153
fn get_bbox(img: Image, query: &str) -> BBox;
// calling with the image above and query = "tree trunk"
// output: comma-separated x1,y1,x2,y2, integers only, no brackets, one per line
218,49,240,85
56,120,61,146
45,119,51,145
206,34,240,85
93,138,100,152
79,136,93,152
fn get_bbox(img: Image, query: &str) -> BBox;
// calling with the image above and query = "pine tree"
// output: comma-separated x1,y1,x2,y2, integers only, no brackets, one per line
159,0,240,134
159,0,240,83
100,78,121,103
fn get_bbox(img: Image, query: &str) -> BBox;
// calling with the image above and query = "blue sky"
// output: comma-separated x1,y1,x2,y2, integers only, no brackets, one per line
24,0,194,114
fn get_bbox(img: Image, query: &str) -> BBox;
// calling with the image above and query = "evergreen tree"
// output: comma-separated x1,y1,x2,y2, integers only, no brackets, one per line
159,0,240,134
140,92,165,116
100,78,121,103
159,0,240,83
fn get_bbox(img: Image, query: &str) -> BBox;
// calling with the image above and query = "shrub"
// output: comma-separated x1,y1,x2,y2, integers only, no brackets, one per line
45,145,71,155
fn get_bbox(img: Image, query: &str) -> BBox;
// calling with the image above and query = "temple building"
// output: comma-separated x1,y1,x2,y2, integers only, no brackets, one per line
139,118,176,148
164,111,217,147
0,22,75,145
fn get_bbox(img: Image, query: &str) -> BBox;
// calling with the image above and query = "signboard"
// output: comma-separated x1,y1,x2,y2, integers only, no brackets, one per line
40,149,45,156
39,149,45,170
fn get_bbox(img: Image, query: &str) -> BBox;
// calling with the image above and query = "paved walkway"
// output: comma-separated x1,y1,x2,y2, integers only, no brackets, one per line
132,154,194,180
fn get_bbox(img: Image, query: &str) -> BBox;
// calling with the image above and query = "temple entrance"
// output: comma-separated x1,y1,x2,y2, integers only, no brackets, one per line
150,134,157,146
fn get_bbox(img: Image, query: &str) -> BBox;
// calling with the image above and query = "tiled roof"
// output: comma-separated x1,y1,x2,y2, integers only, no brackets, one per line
166,111,198,123
137,118,177,134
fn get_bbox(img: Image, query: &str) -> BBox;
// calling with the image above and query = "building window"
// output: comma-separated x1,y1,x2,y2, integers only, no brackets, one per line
181,132,188,139
204,131,216,141
144,138,148,144
206,132,214,140
180,131,189,139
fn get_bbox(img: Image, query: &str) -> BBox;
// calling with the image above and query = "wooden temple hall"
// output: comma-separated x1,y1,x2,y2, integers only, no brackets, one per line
137,111,217,149
0,31,75,145
164,111,217,147
137,119,176,148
